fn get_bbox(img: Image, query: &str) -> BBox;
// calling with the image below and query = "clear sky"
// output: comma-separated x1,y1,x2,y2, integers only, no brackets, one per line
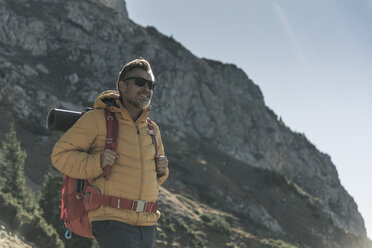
125,0,372,239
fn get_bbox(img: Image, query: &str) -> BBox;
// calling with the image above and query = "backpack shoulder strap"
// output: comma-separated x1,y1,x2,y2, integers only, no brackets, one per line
147,118,165,178
146,118,159,158
103,109,118,180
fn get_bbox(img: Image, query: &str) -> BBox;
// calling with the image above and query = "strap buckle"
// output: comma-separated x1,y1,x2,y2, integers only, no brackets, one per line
132,200,147,212
106,138,113,144
148,129,155,136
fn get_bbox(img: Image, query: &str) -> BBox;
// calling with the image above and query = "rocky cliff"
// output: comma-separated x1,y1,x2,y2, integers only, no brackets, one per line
0,0,370,247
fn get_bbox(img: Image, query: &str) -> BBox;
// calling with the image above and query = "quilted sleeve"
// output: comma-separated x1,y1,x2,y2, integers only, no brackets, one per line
51,110,104,179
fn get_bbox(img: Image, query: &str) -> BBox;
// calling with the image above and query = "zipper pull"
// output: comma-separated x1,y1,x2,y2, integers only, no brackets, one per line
136,126,140,134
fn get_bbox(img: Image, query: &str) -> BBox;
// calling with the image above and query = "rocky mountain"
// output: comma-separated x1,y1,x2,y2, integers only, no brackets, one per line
0,0,371,247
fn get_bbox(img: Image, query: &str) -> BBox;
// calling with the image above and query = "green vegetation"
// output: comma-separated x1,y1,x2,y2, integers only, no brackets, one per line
0,191,64,247
0,124,96,247
200,212,231,235
283,177,320,207
0,123,37,212
158,213,176,233
0,123,96,247
158,212,206,247
0,124,63,247
178,219,205,248
260,238,299,248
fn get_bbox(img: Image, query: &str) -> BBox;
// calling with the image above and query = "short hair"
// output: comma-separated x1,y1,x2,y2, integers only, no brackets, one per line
117,58,153,90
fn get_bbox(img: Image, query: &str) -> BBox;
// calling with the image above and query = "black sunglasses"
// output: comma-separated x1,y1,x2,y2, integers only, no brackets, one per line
123,77,156,90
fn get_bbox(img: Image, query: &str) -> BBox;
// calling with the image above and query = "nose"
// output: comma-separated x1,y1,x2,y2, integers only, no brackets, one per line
143,82,150,90
140,84,152,95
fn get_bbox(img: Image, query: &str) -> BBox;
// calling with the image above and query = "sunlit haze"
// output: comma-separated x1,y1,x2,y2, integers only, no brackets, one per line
126,0,372,238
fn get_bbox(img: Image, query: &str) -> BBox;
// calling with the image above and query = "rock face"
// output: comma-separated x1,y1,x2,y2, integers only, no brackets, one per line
97,0,127,16
0,0,370,247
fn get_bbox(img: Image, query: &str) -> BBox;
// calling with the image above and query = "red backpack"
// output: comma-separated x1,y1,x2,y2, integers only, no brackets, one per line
60,109,160,239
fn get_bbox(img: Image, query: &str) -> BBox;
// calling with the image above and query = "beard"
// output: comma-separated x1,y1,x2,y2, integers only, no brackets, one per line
120,85,152,110
128,92,151,109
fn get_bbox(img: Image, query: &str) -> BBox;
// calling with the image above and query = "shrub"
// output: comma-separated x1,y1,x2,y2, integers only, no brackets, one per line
0,191,64,248
200,212,231,235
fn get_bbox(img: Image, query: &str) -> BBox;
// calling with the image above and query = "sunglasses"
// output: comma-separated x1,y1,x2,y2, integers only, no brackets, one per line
123,77,156,90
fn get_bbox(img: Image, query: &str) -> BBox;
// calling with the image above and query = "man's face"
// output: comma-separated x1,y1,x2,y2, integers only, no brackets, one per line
119,68,154,110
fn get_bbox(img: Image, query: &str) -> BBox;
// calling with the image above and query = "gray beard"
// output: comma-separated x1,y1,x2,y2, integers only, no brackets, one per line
128,97,151,110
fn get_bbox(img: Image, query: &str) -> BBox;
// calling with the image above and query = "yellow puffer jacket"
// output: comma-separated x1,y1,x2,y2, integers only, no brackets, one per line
51,90,169,226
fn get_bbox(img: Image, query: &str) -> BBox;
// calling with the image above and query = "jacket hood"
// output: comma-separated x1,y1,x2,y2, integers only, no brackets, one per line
93,90,151,122
93,90,121,111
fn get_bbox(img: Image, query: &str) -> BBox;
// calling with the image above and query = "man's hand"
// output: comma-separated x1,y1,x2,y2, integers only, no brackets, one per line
100,149,119,169
155,155,168,176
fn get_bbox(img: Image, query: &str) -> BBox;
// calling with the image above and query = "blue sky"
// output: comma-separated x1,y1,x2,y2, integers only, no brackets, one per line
125,0,372,238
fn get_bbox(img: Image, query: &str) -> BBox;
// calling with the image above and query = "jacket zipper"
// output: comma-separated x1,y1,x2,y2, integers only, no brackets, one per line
136,125,144,225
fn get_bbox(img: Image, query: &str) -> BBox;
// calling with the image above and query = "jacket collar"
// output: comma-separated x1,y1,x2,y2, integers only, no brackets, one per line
94,90,151,123
115,98,151,123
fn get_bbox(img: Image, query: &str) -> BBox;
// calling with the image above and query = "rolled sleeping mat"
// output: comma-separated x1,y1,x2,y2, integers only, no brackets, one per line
46,108,83,132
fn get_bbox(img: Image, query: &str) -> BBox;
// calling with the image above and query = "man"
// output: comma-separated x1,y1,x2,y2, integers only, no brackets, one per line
51,58,169,248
